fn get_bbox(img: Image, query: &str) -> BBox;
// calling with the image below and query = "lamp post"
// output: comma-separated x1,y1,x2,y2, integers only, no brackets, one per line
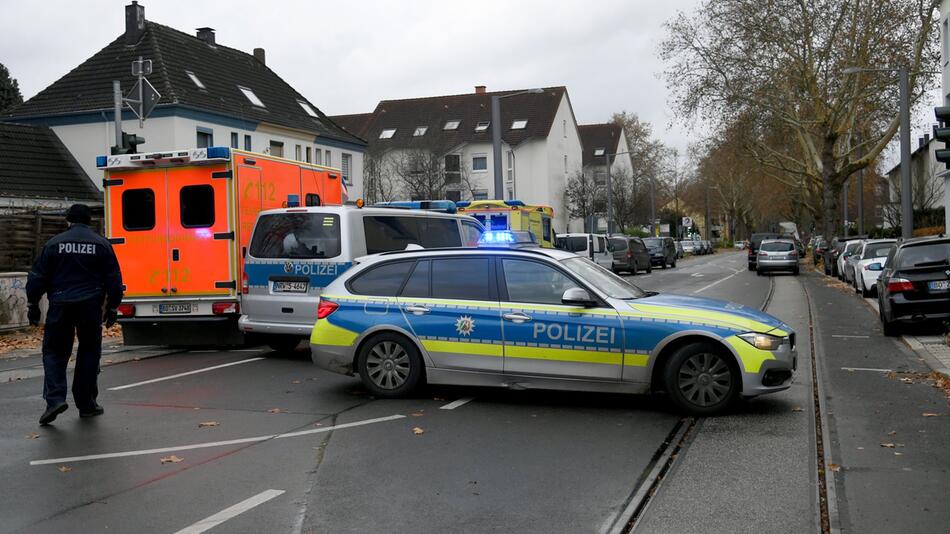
602,150,635,234
491,88,544,200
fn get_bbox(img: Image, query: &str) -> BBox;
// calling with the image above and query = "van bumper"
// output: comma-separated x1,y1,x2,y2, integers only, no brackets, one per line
238,316,314,337
118,316,244,346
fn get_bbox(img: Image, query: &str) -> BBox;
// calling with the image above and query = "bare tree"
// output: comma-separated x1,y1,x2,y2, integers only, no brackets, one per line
565,170,605,232
362,148,397,204
660,0,940,237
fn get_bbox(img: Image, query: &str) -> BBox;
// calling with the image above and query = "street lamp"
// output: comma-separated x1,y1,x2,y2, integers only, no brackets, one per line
602,150,635,234
491,88,545,200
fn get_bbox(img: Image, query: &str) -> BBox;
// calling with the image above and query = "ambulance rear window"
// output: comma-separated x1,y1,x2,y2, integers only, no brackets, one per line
122,188,155,231
249,213,341,259
180,185,215,228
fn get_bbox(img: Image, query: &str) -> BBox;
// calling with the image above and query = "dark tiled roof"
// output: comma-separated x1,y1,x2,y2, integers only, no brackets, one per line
339,87,567,151
0,122,101,201
5,22,364,147
578,123,622,167
329,113,374,138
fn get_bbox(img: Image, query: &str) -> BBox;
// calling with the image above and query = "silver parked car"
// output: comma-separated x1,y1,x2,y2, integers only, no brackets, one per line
755,239,800,276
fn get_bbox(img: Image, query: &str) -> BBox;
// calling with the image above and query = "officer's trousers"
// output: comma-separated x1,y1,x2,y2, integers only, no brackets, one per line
42,297,103,411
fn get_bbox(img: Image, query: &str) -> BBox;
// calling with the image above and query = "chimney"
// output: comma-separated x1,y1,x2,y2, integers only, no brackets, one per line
196,27,215,45
475,85,486,94
253,48,266,65
124,1,145,45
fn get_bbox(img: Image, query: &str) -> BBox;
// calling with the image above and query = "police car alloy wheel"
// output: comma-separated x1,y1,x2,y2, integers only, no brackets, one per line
357,333,424,397
663,342,739,415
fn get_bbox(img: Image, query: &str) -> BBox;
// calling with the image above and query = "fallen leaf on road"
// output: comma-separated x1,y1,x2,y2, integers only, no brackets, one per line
895,452,904,456
26,432,39,440
104,359,113,364
410,411,425,417
411,427,425,435
828,463,840,472
856,447,864,450
198,421,219,428
433,397,445,401
160,455,183,464
880,443,895,448
268,408,284,414
291,380,302,384
57,465,72,473
887,430,896,436
922,412,941,417
791,406,804,412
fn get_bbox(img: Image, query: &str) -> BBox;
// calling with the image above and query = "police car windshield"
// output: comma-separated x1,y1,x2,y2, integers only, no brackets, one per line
560,257,646,299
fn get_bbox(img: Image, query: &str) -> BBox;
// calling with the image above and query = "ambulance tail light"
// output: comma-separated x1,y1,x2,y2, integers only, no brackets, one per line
317,299,339,320
212,302,240,315
241,271,249,294
117,304,136,317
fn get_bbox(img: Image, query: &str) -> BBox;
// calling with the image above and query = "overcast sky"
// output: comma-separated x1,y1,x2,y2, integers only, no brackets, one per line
1,0,702,153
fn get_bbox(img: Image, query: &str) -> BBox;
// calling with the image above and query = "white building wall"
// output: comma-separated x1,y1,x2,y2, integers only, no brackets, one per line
545,94,583,232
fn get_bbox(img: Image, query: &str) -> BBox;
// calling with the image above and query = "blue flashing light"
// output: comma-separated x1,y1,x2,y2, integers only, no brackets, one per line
287,194,300,207
206,146,231,160
455,201,472,208
478,230,516,245
372,200,457,213
95,155,107,168
503,200,526,207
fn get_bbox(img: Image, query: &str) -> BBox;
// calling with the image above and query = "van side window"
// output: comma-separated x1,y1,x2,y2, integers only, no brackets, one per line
460,220,483,247
597,236,606,253
419,218,463,248
122,188,156,231
542,218,551,242
249,213,341,259
180,185,215,228
349,261,414,296
401,260,430,297
431,258,492,301
363,216,463,254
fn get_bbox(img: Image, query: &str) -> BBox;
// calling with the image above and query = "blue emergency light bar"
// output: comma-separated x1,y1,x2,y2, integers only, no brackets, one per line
372,200,458,213
478,230,538,247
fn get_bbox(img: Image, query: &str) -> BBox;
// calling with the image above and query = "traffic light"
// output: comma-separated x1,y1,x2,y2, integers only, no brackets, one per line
110,131,145,155
933,107,950,168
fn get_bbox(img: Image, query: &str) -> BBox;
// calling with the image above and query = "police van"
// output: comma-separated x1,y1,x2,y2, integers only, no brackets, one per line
239,204,484,351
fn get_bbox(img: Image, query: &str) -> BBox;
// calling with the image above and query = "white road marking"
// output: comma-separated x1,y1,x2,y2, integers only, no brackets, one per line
690,273,704,277
831,335,870,339
174,489,285,534
233,349,265,352
29,414,406,465
841,367,893,372
107,357,266,391
693,270,742,294
440,397,474,410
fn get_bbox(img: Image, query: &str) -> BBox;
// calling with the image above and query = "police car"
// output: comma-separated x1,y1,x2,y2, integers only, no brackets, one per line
310,231,796,415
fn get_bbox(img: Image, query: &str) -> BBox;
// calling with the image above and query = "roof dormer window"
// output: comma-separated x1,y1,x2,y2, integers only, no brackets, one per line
186,70,205,89
298,100,318,117
511,119,528,130
413,126,428,137
474,121,490,132
379,128,397,139
443,120,461,131
593,148,606,157
238,86,265,108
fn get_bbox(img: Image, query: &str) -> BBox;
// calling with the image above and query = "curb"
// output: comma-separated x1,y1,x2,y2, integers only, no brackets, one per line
901,335,950,381
1,345,181,384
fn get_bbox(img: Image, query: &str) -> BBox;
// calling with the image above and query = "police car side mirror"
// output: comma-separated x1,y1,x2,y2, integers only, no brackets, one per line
562,288,596,307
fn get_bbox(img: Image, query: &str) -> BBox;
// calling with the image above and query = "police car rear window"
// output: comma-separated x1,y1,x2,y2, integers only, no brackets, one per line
122,188,155,231
249,213,341,259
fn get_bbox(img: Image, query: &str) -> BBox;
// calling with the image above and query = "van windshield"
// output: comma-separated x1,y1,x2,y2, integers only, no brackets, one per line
249,213,341,259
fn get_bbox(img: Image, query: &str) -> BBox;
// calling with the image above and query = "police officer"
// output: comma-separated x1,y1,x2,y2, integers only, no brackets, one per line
26,204,123,425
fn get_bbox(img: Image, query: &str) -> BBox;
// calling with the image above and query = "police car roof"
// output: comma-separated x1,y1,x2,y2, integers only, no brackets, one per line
357,245,578,264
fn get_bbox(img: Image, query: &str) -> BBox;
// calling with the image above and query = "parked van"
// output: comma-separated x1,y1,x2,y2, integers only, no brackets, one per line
239,205,484,351
556,233,613,269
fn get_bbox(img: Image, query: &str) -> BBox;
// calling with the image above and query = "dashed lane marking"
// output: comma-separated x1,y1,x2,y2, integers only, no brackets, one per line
29,414,406,465
440,397,475,410
174,489,285,534
107,357,266,391
840,367,893,372
831,335,870,339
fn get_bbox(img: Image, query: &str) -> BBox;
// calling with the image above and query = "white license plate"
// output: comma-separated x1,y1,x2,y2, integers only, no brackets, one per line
274,281,308,293
928,280,950,291
158,303,192,314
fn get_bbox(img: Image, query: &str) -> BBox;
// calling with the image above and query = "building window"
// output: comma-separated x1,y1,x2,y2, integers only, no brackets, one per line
474,189,489,201
443,120,461,131
413,126,428,136
315,149,323,165
294,145,301,161
379,128,396,139
506,151,514,182
230,132,238,149
445,190,462,202
306,146,312,163
563,119,567,138
342,153,352,185
269,140,284,158
594,170,607,185
944,18,949,61
474,121,490,132
298,100,319,117
445,154,461,184
563,154,568,174
186,71,206,89
593,148,606,157
244,134,252,151
472,154,488,172
511,119,528,130
238,86,265,107
324,150,331,167
196,127,213,148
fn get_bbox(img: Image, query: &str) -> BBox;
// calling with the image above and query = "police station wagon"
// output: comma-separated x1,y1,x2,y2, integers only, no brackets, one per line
310,232,797,415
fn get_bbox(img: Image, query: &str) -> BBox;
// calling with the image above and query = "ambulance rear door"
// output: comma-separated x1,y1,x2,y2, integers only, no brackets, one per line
105,168,169,297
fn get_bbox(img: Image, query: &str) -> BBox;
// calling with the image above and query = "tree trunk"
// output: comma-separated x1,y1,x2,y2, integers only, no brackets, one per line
821,136,839,238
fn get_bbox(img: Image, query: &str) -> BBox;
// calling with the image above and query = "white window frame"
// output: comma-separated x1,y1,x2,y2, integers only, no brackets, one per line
298,100,319,117
511,119,528,130
342,153,352,185
186,70,206,89
474,121,490,132
506,150,514,182
314,149,322,165
325,150,332,167
238,86,265,107
413,126,428,137
472,154,488,173
443,120,461,131
295,144,302,161
379,128,396,139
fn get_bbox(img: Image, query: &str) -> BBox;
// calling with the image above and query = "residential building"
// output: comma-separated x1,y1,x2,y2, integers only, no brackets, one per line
4,2,366,197
331,85,583,232
939,0,950,231
578,122,634,231
883,134,946,230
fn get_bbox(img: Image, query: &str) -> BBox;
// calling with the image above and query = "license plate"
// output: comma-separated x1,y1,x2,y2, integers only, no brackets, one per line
928,280,950,291
274,281,308,293
158,303,192,314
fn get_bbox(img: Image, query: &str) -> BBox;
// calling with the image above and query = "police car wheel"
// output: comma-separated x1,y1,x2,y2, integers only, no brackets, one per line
664,342,739,415
357,333,424,397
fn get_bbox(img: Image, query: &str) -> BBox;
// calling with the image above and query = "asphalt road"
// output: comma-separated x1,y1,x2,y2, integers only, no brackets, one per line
2,250,947,534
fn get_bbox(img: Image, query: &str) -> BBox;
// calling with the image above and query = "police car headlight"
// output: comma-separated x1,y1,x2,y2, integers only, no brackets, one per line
738,332,784,351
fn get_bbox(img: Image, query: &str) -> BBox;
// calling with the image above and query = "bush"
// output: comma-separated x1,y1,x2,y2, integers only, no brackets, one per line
625,228,650,238
913,226,946,237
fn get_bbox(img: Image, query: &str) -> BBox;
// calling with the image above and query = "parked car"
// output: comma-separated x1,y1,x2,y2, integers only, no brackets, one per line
852,239,897,297
557,233,614,269
837,240,863,281
703,240,714,254
842,239,866,285
643,237,677,268
748,233,782,270
609,235,652,275
813,238,828,266
755,239,800,276
734,241,747,250
674,241,685,259
876,236,950,336
681,240,698,255
823,235,864,277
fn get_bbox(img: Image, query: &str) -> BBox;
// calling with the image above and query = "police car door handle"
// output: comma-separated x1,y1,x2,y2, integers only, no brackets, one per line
404,305,430,315
503,312,532,323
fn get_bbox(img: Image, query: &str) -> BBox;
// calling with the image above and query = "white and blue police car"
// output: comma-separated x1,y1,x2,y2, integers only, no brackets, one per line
310,231,797,415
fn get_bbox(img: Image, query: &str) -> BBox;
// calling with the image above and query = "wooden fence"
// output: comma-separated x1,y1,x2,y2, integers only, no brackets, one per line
0,209,104,272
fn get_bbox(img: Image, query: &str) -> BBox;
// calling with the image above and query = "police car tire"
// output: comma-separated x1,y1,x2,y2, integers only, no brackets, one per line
663,342,739,416
357,333,424,398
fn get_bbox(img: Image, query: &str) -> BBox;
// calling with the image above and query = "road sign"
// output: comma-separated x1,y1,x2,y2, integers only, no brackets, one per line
682,216,693,227
125,77,160,121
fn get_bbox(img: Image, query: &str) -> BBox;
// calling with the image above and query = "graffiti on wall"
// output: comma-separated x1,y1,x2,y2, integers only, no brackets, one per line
0,274,28,331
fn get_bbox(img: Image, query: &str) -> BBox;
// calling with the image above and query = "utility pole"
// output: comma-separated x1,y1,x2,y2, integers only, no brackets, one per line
898,65,913,239
843,179,849,237
604,155,612,234
112,80,123,149
491,95,503,200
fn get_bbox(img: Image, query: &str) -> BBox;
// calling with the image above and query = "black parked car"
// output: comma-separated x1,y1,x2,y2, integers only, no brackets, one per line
823,235,865,277
876,236,950,336
643,237,677,268
747,233,781,270
609,236,652,275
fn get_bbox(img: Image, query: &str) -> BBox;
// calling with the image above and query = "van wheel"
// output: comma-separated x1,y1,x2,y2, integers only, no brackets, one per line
663,342,739,416
357,333,424,398
267,336,303,354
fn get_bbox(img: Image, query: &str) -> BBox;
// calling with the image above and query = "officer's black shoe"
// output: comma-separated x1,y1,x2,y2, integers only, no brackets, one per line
39,402,68,425
79,405,105,418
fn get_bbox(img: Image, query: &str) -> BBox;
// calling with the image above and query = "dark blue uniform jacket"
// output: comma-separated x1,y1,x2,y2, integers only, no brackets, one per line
26,224,124,308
